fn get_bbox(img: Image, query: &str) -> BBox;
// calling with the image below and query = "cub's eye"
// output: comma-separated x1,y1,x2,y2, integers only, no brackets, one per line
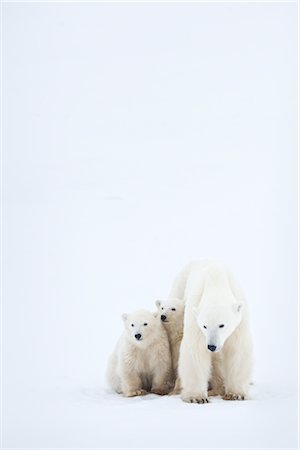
219,324,224,328
144,323,148,326
171,308,176,311
131,324,134,327
161,307,164,310
203,325,207,329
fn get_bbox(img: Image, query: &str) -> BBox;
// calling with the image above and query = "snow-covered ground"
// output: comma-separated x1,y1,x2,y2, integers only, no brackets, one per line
2,2,298,449
4,376,298,449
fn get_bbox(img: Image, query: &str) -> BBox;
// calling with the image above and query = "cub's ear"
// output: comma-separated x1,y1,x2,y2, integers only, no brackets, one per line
121,313,128,322
233,303,243,313
155,300,161,308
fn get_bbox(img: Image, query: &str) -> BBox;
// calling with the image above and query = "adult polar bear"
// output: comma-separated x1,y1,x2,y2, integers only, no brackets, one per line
169,261,253,404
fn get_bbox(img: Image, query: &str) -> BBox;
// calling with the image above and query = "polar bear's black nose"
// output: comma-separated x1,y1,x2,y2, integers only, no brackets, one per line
208,344,216,352
161,315,167,321
135,333,142,340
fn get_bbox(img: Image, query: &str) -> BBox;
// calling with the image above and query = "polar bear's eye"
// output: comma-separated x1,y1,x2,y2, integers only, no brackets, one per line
144,323,148,326
171,308,176,311
219,324,224,328
161,307,164,310
203,325,207,329
131,324,134,327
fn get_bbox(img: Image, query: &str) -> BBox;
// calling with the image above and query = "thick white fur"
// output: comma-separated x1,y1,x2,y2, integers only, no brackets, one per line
155,298,184,393
106,309,172,397
170,261,253,404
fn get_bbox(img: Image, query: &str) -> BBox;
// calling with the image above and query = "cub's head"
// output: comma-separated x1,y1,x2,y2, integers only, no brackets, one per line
194,302,243,353
155,298,185,325
122,309,159,346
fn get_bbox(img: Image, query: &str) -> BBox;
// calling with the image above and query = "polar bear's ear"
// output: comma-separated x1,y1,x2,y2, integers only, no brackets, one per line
155,300,161,308
233,303,242,313
121,313,128,322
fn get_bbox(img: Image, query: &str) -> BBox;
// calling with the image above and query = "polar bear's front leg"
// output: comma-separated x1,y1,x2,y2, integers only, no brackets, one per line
121,368,146,397
150,360,172,395
222,330,253,401
179,338,211,404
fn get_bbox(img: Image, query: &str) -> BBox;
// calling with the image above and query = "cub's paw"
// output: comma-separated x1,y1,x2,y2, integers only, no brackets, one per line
223,392,246,401
123,389,147,397
150,388,169,396
181,393,209,404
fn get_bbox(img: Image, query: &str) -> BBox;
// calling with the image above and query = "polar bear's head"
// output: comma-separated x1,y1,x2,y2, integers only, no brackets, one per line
194,302,243,352
155,298,185,326
122,309,160,347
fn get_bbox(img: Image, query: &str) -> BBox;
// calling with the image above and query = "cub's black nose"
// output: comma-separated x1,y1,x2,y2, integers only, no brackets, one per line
135,333,142,340
208,344,216,352
161,315,167,322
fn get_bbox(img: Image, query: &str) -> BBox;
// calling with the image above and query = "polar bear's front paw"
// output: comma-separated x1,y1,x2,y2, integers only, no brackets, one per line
123,389,147,397
181,393,209,404
223,392,246,401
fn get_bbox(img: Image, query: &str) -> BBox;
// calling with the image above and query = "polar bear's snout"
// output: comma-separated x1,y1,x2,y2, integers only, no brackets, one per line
161,315,167,322
135,333,142,341
206,332,221,352
207,344,217,352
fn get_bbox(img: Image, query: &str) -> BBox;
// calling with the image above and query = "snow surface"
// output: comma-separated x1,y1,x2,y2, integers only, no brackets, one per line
2,2,298,449
4,377,299,449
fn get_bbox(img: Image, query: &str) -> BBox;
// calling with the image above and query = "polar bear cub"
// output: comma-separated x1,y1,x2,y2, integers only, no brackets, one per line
106,309,172,397
155,298,184,393
173,261,253,404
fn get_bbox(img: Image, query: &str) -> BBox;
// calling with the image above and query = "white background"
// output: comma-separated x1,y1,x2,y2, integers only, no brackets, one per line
2,1,298,449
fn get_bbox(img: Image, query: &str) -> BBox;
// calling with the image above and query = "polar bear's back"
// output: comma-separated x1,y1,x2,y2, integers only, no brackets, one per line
170,260,246,310
168,260,211,300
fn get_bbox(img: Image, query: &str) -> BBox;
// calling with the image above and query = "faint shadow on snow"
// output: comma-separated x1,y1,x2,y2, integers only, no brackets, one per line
76,380,297,408
78,386,172,406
